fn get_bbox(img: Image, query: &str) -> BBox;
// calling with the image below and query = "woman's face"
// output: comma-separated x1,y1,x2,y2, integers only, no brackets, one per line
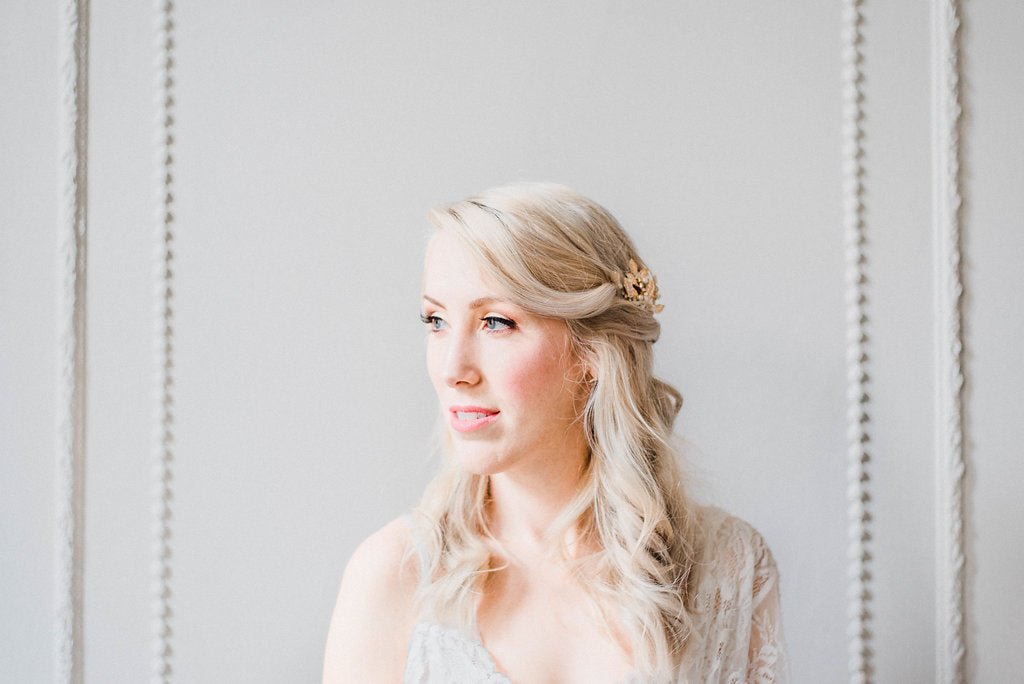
421,228,589,476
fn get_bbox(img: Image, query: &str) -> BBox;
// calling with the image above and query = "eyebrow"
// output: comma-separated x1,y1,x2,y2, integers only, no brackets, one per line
421,294,507,310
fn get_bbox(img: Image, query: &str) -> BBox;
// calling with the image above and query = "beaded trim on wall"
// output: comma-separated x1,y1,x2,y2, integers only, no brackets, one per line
152,1,177,681
932,0,967,681
841,1,874,681
56,0,89,681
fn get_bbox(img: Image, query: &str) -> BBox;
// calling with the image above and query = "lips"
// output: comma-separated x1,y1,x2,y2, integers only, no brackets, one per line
449,405,500,433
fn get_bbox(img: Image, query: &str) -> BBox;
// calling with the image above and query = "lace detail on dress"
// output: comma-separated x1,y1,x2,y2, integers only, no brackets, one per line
683,507,789,683
402,507,788,683
404,622,510,684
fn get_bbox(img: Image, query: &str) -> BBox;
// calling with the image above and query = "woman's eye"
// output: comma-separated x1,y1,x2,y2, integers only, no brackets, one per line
420,314,446,331
482,316,516,332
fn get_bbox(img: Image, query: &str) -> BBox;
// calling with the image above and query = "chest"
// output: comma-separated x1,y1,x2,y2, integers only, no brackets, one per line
474,565,633,683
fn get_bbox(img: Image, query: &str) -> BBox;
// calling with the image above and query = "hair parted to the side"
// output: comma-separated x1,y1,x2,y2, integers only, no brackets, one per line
413,182,703,680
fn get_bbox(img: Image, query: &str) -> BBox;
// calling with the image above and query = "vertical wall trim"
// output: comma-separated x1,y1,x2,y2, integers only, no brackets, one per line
932,0,967,681
56,0,89,682
841,1,873,682
152,1,177,682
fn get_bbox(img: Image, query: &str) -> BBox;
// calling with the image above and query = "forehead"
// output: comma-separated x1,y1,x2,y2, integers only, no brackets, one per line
422,228,504,301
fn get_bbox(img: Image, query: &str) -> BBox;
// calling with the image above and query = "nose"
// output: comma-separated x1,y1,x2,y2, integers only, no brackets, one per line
443,329,481,388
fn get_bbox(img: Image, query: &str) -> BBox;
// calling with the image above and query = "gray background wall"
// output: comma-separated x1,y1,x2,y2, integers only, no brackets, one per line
2,1,1021,682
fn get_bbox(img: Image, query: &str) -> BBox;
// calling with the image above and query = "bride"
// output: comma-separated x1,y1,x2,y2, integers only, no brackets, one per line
323,183,787,682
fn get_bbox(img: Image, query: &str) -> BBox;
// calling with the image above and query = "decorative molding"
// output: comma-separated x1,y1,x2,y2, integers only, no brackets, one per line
152,1,177,682
841,1,873,681
56,0,89,681
932,0,967,681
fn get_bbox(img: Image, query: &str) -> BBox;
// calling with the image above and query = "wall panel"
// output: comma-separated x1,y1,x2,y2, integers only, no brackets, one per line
962,2,1024,680
0,4,61,681
2,2,1023,682
83,1,160,681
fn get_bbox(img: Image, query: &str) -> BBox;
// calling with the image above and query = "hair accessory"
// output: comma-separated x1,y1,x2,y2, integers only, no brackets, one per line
611,258,665,313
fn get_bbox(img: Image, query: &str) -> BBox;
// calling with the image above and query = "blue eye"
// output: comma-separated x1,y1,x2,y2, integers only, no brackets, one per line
420,313,446,331
482,316,516,331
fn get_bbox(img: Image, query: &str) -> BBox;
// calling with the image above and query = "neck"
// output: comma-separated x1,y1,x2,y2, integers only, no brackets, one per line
484,441,590,555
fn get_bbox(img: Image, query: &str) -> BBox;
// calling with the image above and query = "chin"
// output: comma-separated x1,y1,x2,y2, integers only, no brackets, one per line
451,445,510,477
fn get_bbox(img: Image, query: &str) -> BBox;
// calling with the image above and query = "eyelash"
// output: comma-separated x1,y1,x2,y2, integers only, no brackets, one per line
419,314,517,333
482,315,516,331
420,313,444,331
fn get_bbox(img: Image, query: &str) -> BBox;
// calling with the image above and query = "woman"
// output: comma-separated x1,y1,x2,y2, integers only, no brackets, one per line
323,183,786,682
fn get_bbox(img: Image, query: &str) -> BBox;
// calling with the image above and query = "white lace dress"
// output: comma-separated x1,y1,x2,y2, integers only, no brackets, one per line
403,507,787,683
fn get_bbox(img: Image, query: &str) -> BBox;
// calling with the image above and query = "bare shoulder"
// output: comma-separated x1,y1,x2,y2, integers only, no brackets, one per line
322,517,420,683
344,516,419,592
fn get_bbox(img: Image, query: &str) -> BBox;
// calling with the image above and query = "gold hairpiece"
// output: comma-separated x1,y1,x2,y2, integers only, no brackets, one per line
611,258,664,313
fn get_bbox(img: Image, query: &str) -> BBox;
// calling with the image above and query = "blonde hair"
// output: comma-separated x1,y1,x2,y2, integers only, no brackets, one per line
413,182,702,680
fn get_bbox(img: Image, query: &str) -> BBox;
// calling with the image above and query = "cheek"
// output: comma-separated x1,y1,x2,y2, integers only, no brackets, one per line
425,341,445,392
500,347,571,406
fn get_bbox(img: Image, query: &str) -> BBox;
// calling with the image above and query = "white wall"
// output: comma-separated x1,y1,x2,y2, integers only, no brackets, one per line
2,1,1021,682
1,3,59,682
961,4,1024,681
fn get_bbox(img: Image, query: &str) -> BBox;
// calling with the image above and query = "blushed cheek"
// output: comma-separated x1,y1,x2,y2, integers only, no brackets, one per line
503,346,570,406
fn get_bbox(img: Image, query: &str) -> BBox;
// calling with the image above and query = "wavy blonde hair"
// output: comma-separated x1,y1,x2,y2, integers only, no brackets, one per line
412,182,702,680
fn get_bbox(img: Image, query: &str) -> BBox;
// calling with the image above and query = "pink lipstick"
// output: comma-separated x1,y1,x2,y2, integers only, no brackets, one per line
449,406,500,433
